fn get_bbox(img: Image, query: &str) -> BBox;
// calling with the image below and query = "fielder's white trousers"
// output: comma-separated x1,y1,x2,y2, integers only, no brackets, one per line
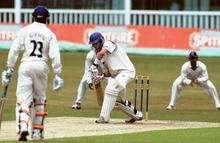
168,76,220,109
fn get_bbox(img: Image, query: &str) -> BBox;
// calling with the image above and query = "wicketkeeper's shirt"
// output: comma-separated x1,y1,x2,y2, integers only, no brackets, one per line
85,50,96,84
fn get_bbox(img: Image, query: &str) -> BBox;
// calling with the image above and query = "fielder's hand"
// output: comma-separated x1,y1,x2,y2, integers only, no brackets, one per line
1,68,14,86
190,79,198,86
53,74,64,91
192,79,198,84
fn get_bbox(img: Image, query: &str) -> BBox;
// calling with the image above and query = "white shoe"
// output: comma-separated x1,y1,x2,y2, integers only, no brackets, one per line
71,102,81,110
216,106,220,111
95,116,108,124
135,111,143,120
166,105,174,110
32,129,43,140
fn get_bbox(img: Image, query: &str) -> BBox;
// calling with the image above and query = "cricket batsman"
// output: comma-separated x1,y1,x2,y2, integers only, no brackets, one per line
88,32,143,123
166,51,220,110
1,6,63,141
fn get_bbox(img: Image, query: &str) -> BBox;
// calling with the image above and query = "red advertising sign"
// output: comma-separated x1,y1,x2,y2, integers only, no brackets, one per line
49,24,95,43
0,25,21,43
128,26,199,50
189,30,220,50
49,24,200,50
83,26,139,46
2,24,220,52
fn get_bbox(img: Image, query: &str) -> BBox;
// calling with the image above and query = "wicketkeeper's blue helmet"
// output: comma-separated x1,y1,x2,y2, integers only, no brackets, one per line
188,51,198,59
89,32,104,45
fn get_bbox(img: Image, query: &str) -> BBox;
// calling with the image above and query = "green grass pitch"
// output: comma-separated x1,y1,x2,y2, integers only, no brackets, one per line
0,51,220,142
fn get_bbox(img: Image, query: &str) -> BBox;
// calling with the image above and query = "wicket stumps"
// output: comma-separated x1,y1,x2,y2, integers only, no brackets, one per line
134,75,150,120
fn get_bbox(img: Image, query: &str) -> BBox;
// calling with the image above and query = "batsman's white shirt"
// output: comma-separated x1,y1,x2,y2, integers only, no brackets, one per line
7,22,62,74
7,22,62,104
101,41,135,76
181,61,208,84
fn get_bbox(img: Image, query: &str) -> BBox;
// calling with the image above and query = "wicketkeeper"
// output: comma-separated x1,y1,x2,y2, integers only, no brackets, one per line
1,6,63,141
71,49,104,109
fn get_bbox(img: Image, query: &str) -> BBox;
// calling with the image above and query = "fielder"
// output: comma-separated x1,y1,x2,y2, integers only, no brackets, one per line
1,6,63,141
167,51,220,110
89,32,143,123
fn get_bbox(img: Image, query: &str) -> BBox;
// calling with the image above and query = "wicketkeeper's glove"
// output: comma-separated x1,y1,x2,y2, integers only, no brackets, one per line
90,64,99,74
90,65,103,85
53,74,64,91
1,68,14,86
92,74,104,85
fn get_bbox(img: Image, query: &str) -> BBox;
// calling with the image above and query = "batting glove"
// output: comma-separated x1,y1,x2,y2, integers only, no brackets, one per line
53,74,64,91
1,68,14,86
93,58,101,65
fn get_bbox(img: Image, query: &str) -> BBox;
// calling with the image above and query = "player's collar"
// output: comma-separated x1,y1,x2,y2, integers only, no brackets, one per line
33,21,47,27
188,61,199,69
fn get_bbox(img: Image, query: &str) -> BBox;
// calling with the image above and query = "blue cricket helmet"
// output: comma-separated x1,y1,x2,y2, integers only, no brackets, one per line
32,5,50,19
89,32,104,45
188,51,198,59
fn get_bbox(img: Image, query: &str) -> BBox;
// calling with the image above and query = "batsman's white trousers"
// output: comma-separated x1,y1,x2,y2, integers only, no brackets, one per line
100,70,135,121
168,76,220,108
16,61,49,133
16,61,49,104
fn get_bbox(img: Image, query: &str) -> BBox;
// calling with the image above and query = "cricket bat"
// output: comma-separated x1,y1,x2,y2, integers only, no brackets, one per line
0,85,8,129
94,82,103,106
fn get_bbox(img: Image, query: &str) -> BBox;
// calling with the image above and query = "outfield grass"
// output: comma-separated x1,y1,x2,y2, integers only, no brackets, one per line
1,127,220,143
42,127,220,143
0,51,220,122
